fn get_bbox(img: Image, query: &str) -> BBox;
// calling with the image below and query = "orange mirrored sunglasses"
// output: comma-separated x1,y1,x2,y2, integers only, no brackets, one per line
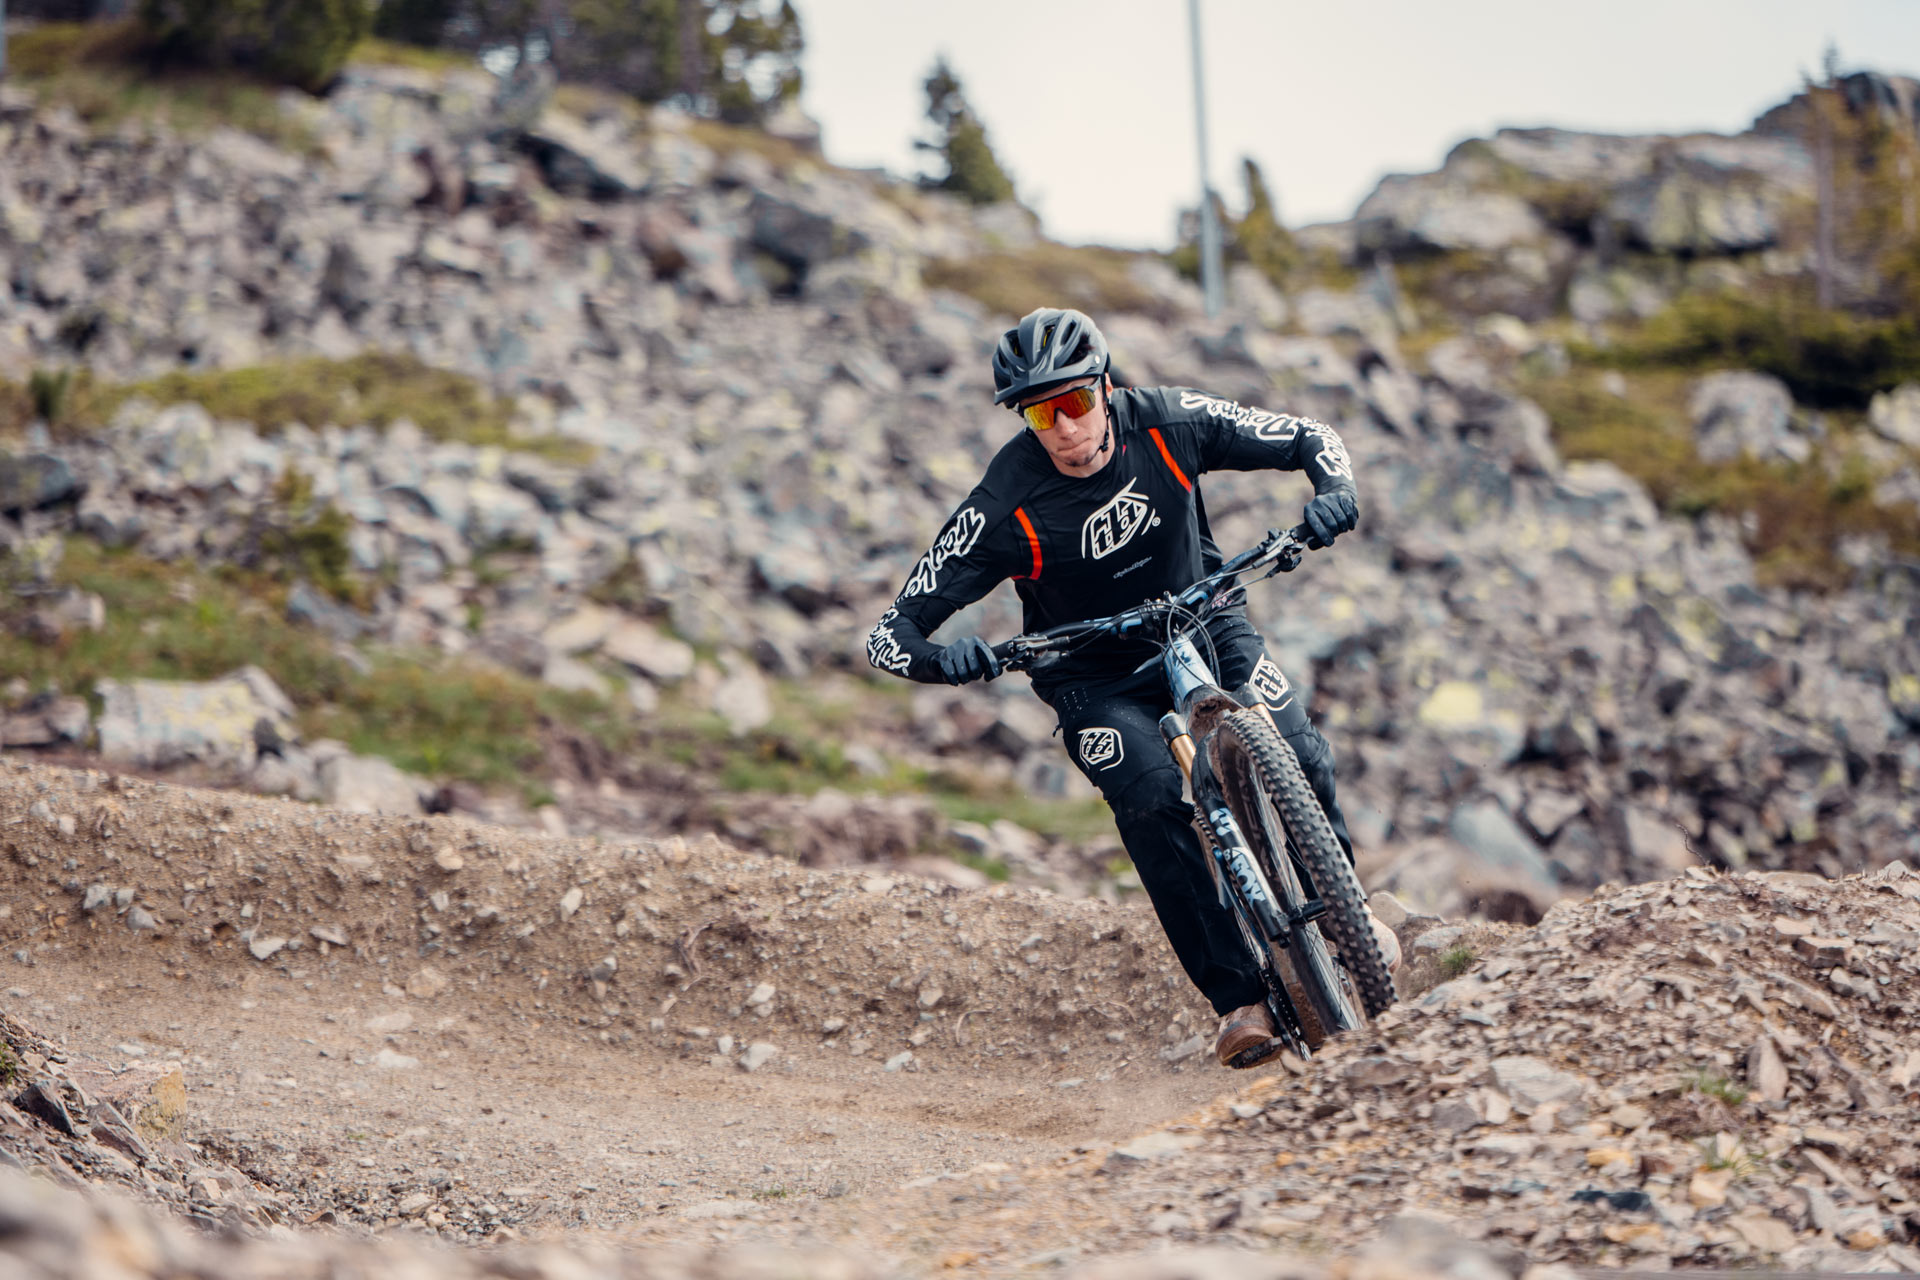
1013,382,1100,431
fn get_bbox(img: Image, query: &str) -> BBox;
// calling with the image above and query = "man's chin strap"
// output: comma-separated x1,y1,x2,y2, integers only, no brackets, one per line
1096,399,1115,454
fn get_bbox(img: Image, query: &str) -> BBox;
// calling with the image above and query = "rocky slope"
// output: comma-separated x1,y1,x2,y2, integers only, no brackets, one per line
2,60,1919,913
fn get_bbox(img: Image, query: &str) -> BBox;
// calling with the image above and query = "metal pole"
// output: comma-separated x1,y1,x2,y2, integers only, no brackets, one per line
1188,0,1224,317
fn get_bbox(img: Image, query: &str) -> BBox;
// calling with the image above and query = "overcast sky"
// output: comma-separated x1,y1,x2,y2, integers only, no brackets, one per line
792,0,1920,248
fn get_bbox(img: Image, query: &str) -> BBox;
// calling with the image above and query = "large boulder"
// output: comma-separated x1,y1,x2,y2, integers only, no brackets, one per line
518,110,645,198
1606,171,1785,255
1355,179,1547,254
1690,371,1806,463
1869,383,1920,450
95,667,296,772
317,753,425,816
0,453,82,515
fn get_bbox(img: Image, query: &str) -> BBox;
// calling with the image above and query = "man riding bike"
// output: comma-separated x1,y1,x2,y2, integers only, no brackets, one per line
865,307,1399,1067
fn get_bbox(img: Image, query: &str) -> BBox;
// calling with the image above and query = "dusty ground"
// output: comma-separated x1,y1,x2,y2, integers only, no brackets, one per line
0,758,1251,1242
5,757,1917,1278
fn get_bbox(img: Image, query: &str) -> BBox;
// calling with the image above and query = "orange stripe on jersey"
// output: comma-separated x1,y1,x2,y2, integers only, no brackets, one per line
1147,427,1192,491
1014,506,1043,580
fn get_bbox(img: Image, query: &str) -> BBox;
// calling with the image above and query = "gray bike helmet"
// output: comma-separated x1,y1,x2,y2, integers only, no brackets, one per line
991,307,1111,405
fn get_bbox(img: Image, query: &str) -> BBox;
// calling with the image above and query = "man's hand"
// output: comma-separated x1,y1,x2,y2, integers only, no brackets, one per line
1303,491,1358,547
935,636,1001,685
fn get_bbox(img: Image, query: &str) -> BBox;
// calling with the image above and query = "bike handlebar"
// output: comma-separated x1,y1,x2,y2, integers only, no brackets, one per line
989,523,1320,674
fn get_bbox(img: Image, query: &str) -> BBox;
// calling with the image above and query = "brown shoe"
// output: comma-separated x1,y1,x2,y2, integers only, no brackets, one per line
1214,1001,1278,1067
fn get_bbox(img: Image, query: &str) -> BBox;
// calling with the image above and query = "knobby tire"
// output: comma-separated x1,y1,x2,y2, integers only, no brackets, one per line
1214,709,1396,1022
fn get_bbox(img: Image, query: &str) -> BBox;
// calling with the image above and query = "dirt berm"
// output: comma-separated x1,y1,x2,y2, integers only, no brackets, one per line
3,757,1918,1277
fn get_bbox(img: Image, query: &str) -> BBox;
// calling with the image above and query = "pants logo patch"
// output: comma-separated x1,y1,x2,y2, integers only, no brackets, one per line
1077,726,1124,770
1251,658,1291,703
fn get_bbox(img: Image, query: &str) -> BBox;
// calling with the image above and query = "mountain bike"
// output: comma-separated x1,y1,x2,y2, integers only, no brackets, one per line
990,525,1396,1067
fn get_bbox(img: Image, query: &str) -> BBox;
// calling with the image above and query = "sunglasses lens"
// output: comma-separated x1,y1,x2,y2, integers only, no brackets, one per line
1019,385,1098,430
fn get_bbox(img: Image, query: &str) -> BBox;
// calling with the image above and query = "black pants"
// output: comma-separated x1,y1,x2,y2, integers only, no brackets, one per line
1039,616,1353,1016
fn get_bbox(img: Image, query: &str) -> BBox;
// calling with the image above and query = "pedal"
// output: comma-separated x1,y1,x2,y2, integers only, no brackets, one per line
1226,1036,1287,1071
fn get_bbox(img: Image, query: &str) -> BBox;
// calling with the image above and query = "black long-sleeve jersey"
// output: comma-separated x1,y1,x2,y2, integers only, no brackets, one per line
865,385,1356,691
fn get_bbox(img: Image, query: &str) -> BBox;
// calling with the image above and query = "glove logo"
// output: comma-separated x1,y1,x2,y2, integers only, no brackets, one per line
1250,657,1291,705
902,507,987,598
1080,482,1152,561
1077,726,1124,770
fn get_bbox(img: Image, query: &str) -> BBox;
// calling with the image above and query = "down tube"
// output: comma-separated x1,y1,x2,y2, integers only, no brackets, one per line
1163,635,1215,709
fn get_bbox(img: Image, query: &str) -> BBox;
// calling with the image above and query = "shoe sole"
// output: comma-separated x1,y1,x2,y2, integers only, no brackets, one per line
1222,1036,1286,1070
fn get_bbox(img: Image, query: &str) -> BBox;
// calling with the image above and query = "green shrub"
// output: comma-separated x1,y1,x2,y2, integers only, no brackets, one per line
1587,291,1920,410
1438,944,1478,979
139,0,374,93
3,20,318,151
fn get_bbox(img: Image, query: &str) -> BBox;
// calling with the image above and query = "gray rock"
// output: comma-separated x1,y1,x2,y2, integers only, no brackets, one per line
285,582,372,640
317,754,424,816
602,620,695,683
0,452,82,514
738,1042,779,1073
1490,1054,1586,1109
519,109,644,197
1446,800,1563,919
1691,371,1806,464
95,667,296,772
711,664,772,736
1869,383,1920,449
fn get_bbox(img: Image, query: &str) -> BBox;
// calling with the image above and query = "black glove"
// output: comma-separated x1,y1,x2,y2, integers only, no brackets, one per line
1303,490,1359,547
935,636,1001,686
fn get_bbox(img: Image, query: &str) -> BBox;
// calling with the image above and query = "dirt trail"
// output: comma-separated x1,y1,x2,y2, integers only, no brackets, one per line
0,758,1238,1241
12,756,1914,1279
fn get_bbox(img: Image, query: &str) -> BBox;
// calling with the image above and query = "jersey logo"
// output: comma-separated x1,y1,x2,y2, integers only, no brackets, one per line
1177,389,1311,443
1250,657,1291,704
1078,727,1124,770
865,609,912,673
901,507,986,598
1081,481,1153,561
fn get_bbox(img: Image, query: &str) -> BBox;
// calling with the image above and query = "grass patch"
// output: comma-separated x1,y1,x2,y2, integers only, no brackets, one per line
643,676,1118,848
1523,365,1920,588
1438,944,1479,979
348,38,478,75
925,245,1174,321
3,21,319,155
1685,1070,1749,1108
0,543,615,801
0,1042,19,1087
1,355,593,464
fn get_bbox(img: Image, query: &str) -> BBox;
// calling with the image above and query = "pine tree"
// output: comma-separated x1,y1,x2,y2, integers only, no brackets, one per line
916,57,1015,206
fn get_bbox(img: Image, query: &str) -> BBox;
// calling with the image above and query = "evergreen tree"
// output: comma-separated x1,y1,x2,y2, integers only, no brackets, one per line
138,0,374,91
916,57,1015,206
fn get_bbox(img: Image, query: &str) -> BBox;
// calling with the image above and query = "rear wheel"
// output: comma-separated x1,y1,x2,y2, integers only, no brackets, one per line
1212,709,1395,1028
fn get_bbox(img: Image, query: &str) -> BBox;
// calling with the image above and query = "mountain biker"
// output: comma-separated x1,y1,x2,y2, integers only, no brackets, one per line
865,307,1400,1068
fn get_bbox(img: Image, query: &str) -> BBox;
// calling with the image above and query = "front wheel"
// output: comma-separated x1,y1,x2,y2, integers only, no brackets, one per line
1211,709,1396,1028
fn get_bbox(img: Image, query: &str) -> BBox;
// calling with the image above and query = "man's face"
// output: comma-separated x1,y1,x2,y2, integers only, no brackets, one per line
1016,376,1110,474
